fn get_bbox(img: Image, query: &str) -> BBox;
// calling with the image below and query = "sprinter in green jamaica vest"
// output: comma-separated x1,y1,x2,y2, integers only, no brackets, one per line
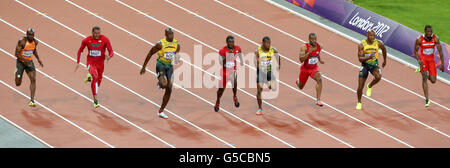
356,30,387,110
140,28,180,119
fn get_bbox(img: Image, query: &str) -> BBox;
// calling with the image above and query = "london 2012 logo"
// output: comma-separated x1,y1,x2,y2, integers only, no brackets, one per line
348,12,390,38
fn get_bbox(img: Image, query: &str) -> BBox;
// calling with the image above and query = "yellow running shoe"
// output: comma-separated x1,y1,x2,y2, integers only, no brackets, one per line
93,99,100,108
356,102,362,110
84,73,92,83
366,84,372,97
425,99,430,107
28,100,36,107
415,68,421,73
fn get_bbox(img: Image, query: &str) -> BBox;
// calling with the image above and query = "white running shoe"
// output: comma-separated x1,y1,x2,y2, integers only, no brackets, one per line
159,112,169,119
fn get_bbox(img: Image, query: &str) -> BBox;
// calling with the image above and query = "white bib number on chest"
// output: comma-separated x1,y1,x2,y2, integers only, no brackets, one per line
89,50,102,57
164,52,175,60
308,57,318,64
23,50,33,57
423,48,434,55
225,61,235,68
365,52,376,57
260,60,271,67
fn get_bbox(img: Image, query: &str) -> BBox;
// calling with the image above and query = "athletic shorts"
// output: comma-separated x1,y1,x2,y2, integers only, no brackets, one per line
420,56,437,77
219,68,236,88
256,70,275,83
359,62,380,78
156,62,174,80
298,66,319,84
15,59,35,78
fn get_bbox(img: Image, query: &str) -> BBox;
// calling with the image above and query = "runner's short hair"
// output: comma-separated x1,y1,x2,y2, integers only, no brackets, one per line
226,35,234,42
309,33,316,38
262,36,271,42
165,28,173,34
92,26,101,32
27,28,35,33
424,25,432,30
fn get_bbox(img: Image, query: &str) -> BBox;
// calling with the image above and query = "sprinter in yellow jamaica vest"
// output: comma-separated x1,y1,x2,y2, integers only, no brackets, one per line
254,36,280,115
140,28,180,119
356,30,387,110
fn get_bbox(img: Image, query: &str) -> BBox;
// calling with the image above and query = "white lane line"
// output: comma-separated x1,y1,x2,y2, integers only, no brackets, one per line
0,56,113,148
31,0,288,148
13,0,236,148
0,17,175,148
63,0,298,148
119,0,414,147
113,0,355,148
165,0,449,138
0,103,53,148
114,0,353,148
257,0,450,108
76,0,415,147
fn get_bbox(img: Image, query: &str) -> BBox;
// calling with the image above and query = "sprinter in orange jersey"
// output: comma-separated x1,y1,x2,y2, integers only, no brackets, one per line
14,28,44,107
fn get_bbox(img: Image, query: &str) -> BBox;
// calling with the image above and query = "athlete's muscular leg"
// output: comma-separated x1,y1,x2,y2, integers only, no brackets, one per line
232,72,237,98
158,76,168,89
368,68,382,88
97,64,104,87
421,71,429,100
256,83,263,110
357,77,367,103
313,72,322,101
27,71,36,101
159,79,173,113
15,64,23,86
15,74,23,86
216,87,225,106
428,75,437,84
88,64,99,100
297,69,308,90
270,80,277,91
297,81,306,90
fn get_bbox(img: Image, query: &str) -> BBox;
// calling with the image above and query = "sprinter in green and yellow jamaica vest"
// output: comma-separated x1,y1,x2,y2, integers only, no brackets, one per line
254,36,280,115
356,30,387,110
140,28,180,119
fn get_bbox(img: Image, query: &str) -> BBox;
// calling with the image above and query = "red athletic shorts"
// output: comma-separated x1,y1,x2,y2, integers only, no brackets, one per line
298,66,319,84
420,55,437,76
219,68,236,88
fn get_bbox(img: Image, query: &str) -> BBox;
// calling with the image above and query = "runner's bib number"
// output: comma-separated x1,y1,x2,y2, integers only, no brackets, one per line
423,48,434,55
164,52,175,60
365,53,375,57
225,61,235,68
89,50,102,57
23,50,33,57
260,61,271,67
308,57,318,64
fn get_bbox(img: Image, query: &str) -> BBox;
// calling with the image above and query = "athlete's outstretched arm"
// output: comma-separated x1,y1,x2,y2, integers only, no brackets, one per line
105,37,114,60
358,43,373,63
318,43,324,64
140,42,162,74
174,43,181,64
378,41,387,67
254,51,260,70
273,48,280,69
75,39,87,72
238,50,244,66
33,40,43,67
77,39,87,64
15,39,28,63
435,37,445,72
414,38,422,67
299,44,308,63
219,49,226,66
